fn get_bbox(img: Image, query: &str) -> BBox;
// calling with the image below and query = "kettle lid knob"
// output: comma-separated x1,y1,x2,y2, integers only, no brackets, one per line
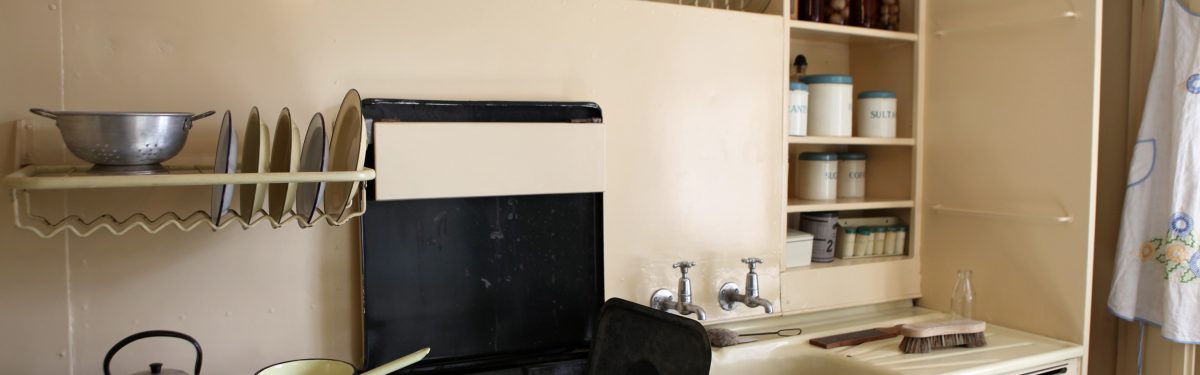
149,363,163,374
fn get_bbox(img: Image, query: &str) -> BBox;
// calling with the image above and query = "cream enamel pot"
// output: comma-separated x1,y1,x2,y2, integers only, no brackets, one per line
256,348,430,375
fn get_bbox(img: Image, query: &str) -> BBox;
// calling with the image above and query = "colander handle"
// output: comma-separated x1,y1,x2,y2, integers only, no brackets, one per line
184,111,217,130
190,111,216,122
29,108,57,119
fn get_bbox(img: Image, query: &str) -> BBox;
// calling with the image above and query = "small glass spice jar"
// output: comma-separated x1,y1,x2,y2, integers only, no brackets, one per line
795,0,823,22
824,0,850,25
848,0,879,28
878,0,901,30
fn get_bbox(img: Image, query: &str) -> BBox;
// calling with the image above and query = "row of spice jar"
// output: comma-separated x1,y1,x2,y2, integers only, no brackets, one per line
836,225,908,258
793,0,901,30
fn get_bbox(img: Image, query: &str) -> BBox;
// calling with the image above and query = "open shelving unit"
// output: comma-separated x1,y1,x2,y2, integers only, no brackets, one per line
778,0,924,314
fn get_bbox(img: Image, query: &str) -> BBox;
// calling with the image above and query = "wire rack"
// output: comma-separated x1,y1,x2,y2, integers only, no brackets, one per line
5,164,376,238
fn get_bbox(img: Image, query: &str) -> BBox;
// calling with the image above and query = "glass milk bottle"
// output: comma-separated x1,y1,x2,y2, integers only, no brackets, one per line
951,270,975,319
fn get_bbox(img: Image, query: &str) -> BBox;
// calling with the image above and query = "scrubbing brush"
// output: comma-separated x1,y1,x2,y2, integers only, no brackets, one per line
898,320,987,354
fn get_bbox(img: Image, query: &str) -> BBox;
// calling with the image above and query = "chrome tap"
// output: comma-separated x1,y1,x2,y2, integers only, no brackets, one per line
718,257,775,314
650,261,707,320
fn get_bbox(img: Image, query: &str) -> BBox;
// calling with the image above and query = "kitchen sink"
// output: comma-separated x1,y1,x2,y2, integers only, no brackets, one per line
706,304,1085,375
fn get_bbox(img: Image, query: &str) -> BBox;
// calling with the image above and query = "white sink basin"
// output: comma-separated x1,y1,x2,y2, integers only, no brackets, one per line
706,304,1085,375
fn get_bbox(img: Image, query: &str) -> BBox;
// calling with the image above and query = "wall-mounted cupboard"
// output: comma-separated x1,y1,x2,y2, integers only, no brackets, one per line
773,0,1099,347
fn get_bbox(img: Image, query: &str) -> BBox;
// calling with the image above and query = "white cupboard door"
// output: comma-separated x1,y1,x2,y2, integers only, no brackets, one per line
922,0,1100,344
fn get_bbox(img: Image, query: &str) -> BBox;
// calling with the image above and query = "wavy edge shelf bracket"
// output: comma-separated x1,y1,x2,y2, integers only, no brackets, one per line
12,119,31,170
4,164,375,238
930,204,1073,224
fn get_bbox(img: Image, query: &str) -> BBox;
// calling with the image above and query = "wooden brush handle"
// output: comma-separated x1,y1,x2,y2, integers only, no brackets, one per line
900,320,986,338
809,325,903,349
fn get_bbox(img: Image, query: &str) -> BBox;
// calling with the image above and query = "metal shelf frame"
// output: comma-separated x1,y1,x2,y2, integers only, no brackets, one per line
5,164,376,238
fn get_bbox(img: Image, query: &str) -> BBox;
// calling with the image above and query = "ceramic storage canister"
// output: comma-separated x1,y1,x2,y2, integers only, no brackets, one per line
855,90,897,138
789,82,810,136
794,152,839,201
836,152,867,198
802,74,854,137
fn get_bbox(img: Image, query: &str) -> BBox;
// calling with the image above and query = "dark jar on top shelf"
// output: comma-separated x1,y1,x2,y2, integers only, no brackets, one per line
823,0,849,24
848,0,879,28
794,0,823,22
878,0,901,30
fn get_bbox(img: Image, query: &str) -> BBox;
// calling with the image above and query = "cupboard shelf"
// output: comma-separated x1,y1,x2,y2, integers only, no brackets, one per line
787,136,915,146
783,254,911,272
788,20,918,43
786,197,914,213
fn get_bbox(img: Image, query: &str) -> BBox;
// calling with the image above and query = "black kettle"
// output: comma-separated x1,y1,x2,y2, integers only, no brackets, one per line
102,330,202,375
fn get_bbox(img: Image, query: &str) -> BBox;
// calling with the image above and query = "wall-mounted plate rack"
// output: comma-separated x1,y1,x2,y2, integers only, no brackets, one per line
4,164,376,238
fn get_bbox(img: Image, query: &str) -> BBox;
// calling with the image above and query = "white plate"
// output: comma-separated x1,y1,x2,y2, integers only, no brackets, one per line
296,113,328,224
267,107,301,223
239,107,271,223
210,110,238,225
323,89,366,222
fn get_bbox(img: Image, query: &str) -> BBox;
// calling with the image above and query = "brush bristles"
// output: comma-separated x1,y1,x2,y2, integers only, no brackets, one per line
898,332,987,354
707,327,741,348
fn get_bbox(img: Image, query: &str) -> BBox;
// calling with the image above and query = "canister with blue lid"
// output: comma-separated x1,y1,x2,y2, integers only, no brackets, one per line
856,90,898,138
801,74,854,137
793,152,839,201
788,82,809,136
836,152,867,199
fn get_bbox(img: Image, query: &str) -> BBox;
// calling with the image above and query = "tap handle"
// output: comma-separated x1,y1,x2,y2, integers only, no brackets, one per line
741,257,763,271
672,261,696,276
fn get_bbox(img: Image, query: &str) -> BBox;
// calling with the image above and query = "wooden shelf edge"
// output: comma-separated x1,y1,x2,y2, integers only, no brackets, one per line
783,255,914,272
788,136,915,146
786,198,914,213
787,20,918,42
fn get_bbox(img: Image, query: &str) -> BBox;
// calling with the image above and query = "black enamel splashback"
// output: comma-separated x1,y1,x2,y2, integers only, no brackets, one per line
360,99,604,373
361,99,602,123
362,194,603,372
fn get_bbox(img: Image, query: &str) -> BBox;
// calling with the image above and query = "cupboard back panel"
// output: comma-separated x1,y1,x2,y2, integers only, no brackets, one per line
922,0,1099,344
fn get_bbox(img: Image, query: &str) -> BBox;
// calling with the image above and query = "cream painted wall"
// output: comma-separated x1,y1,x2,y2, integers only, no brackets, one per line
0,1,784,373
0,2,70,374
